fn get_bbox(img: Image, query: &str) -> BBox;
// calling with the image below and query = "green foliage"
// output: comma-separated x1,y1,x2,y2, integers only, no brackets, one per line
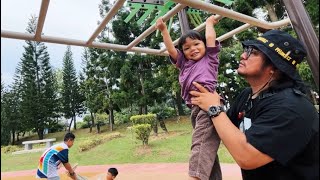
132,124,152,145
298,61,318,92
130,114,157,125
130,114,157,145
149,104,176,120
10,15,60,140
95,113,108,125
78,132,121,152
1,145,21,153
114,110,132,125
49,123,65,133
76,121,91,129
61,46,85,130
304,0,319,34
78,138,103,152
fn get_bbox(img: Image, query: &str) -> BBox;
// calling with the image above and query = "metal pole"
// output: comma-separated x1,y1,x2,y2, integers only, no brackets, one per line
282,0,319,88
178,8,191,35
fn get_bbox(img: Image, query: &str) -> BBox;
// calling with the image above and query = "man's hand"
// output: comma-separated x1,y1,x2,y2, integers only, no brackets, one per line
190,82,222,111
67,171,77,180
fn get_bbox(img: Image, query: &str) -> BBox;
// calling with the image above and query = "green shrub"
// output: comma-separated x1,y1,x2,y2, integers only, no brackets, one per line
114,112,131,125
78,139,101,152
130,114,156,125
1,145,21,153
130,114,157,145
132,124,152,145
77,122,91,129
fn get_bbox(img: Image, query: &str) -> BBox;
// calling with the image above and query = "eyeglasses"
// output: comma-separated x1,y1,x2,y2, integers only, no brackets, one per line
243,46,259,59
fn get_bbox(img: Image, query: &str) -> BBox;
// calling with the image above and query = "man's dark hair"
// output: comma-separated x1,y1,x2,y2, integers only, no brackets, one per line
178,30,206,50
108,167,118,177
64,132,75,141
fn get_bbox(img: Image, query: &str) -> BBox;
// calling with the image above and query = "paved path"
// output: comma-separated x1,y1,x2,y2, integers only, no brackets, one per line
1,163,242,180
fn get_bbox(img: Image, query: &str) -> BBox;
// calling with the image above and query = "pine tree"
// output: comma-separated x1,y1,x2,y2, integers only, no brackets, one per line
61,46,83,131
18,15,58,139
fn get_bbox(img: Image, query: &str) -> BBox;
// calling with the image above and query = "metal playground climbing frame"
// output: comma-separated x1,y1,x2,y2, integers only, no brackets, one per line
1,0,319,87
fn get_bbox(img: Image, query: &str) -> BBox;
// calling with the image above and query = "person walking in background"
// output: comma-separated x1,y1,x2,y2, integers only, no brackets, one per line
190,30,319,180
156,15,222,180
36,132,77,180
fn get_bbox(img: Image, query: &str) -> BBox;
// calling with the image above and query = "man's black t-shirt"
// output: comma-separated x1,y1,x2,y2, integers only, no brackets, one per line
227,87,319,180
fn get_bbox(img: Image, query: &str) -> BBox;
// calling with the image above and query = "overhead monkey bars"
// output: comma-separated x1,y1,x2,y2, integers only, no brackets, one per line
1,0,291,57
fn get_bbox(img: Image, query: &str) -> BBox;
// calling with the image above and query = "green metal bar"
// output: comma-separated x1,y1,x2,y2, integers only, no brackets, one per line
124,3,142,23
194,13,202,26
137,7,155,25
215,0,233,6
150,1,175,25
187,13,197,27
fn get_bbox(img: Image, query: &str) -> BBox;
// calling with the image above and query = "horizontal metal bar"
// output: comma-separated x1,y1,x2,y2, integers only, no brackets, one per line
1,30,168,56
172,0,291,29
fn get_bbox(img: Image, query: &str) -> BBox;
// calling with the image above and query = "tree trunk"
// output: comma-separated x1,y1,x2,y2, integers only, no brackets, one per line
37,128,44,140
139,62,147,114
68,118,73,132
89,112,94,133
97,124,101,134
11,130,15,145
73,112,77,130
265,2,278,22
109,109,114,131
17,132,20,142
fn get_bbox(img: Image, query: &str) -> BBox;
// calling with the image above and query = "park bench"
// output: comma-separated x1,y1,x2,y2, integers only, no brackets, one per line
22,138,56,150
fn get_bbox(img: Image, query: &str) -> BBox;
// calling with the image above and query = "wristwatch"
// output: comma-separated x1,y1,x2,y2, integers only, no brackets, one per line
207,105,226,118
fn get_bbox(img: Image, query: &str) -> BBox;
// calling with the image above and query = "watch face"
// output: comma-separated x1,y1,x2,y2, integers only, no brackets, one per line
209,106,218,116
208,105,224,117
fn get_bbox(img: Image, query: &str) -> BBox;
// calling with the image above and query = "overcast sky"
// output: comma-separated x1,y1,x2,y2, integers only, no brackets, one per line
1,0,106,86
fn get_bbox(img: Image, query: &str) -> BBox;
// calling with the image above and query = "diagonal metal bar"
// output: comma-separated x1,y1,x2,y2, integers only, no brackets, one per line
35,0,50,41
86,0,126,45
126,3,186,50
281,0,319,88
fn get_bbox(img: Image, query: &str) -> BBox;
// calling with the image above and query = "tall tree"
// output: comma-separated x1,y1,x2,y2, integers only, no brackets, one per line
61,46,83,131
18,15,58,139
1,76,11,145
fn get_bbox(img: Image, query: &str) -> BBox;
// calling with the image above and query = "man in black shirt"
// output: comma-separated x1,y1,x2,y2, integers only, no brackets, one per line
190,30,319,180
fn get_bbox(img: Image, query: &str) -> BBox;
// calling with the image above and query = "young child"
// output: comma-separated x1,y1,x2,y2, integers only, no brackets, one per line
156,15,222,180
106,167,118,180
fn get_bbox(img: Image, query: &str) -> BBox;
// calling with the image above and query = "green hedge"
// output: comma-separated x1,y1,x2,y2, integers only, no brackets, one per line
78,132,121,152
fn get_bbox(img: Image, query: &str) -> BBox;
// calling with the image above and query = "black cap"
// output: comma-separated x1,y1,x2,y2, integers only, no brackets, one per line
242,30,307,81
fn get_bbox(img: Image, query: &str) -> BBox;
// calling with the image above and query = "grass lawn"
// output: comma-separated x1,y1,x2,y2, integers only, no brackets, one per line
1,116,235,172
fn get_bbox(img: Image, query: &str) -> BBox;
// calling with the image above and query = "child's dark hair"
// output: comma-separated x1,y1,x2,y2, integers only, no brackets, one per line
64,132,75,141
108,167,118,177
178,30,206,50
